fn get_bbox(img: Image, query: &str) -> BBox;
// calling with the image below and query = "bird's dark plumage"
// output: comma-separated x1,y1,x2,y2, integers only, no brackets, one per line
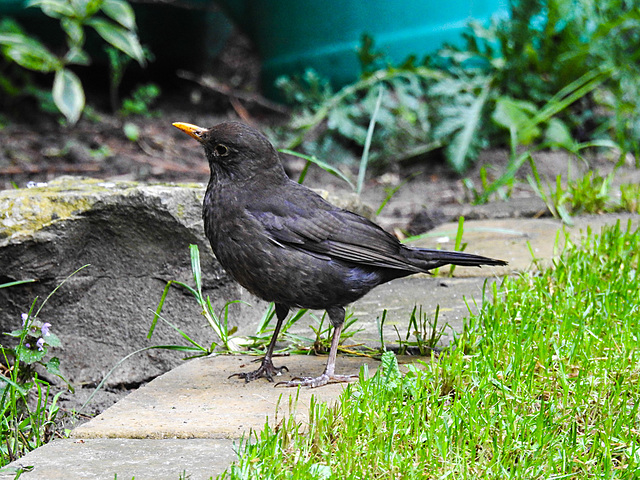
173,121,507,387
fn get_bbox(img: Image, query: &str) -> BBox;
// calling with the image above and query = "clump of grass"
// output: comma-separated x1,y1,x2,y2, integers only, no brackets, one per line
528,163,640,224
150,244,251,355
620,183,640,213
219,220,640,478
394,305,446,356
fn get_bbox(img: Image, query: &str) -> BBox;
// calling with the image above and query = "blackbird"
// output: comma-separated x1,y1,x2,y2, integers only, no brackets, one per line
173,121,507,388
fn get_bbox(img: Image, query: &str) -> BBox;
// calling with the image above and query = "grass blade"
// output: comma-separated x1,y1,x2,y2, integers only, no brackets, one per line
279,149,356,190
357,85,384,195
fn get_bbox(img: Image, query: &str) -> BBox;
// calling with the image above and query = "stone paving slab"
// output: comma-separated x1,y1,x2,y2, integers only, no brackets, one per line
0,438,235,480
411,213,639,275
72,355,382,440
287,276,500,350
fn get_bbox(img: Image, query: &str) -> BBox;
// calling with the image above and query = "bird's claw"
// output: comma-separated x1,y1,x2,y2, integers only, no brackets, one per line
228,359,289,383
275,373,358,388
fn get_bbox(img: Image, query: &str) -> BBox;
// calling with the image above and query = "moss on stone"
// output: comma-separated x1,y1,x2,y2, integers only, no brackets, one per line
0,177,206,241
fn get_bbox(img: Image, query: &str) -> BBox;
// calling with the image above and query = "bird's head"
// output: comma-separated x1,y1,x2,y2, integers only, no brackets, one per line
173,121,286,182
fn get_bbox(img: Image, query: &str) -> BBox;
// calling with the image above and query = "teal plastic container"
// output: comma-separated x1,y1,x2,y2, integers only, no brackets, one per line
217,0,509,98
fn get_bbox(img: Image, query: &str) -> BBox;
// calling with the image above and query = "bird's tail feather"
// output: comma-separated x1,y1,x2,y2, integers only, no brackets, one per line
405,247,507,272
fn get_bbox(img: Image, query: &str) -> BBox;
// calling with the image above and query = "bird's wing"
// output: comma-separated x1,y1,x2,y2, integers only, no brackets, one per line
247,185,420,272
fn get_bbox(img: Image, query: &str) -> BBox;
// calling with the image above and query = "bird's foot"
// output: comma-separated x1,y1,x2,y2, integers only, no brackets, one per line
275,373,358,388
228,358,289,383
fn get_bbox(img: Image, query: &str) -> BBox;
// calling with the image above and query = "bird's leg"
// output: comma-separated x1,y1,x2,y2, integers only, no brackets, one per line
228,303,289,382
276,306,359,388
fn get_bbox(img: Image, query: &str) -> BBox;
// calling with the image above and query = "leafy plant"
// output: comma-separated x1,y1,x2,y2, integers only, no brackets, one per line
281,84,384,197
277,0,639,179
120,83,160,117
150,244,251,355
276,52,447,173
0,0,146,124
394,305,446,356
151,245,303,357
0,269,82,467
620,183,640,213
106,46,154,114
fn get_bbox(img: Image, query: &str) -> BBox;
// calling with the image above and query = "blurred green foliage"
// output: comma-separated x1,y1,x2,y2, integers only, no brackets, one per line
277,0,640,173
0,0,146,124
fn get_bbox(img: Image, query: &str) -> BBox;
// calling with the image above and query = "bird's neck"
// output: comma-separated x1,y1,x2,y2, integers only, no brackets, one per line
208,160,288,189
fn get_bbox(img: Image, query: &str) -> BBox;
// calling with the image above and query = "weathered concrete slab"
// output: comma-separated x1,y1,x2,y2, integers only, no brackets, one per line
350,276,499,347
410,213,640,275
284,276,500,351
0,438,235,480
71,354,382,440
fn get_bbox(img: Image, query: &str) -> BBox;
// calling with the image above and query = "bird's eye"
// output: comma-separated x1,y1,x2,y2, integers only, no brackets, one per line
214,144,229,156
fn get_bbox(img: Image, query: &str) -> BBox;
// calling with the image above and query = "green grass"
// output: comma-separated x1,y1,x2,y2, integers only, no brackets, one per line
218,220,640,479
526,163,640,224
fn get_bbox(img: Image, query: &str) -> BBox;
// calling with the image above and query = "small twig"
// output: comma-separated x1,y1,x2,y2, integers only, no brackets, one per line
229,96,252,123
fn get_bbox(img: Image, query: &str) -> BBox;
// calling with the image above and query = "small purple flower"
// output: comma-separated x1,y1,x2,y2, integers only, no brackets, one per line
36,338,45,351
41,323,52,336
21,313,28,325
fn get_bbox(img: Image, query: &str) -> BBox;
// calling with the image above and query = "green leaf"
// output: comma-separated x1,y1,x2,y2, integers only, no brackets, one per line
83,0,104,17
0,17,25,34
53,68,85,124
0,278,36,289
61,18,84,47
67,0,101,17
43,331,62,348
357,85,384,195
447,79,491,173
123,122,140,141
87,18,145,66
45,357,61,375
101,0,136,30
189,244,203,292
378,350,401,385
26,0,75,18
492,96,541,145
64,47,91,66
0,33,60,72
279,149,356,190
15,345,47,364
544,117,575,151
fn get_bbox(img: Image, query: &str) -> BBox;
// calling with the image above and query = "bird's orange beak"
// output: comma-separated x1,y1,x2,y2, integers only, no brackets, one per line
172,122,205,143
